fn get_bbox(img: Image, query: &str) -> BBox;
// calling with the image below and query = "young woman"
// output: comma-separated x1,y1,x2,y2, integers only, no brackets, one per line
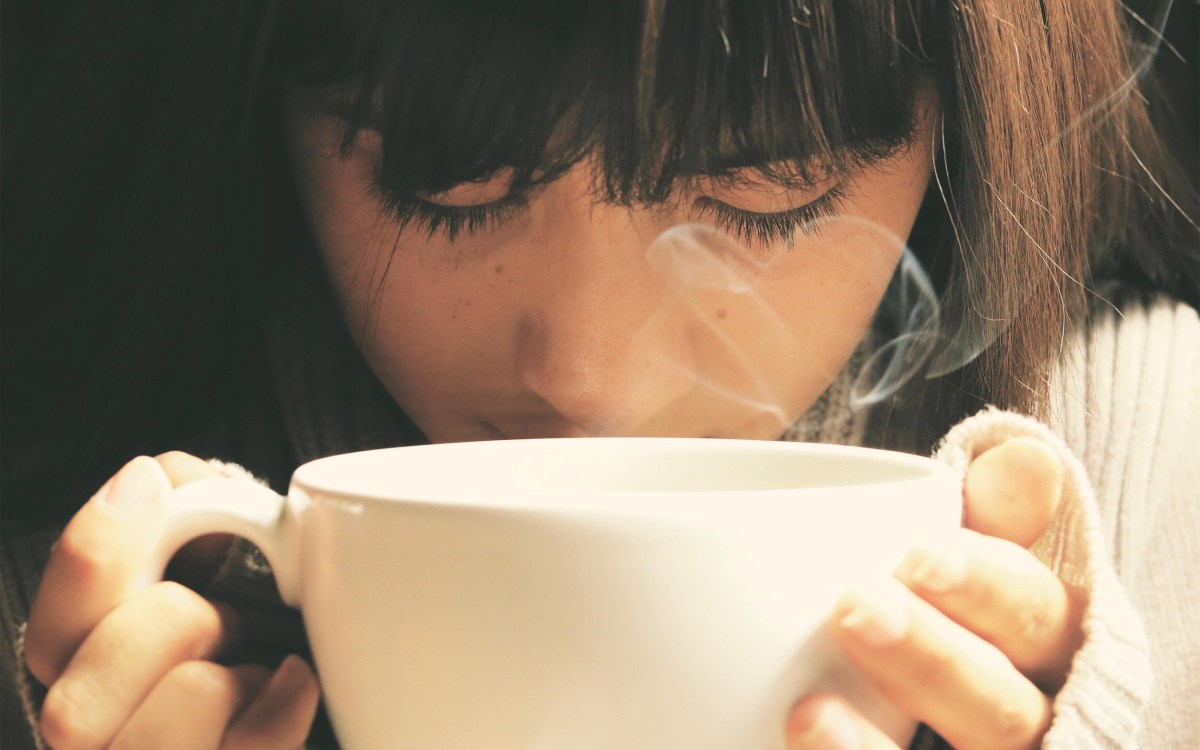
3,0,1196,748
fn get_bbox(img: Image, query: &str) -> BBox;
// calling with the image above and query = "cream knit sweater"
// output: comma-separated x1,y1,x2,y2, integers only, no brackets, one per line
1,296,1196,749
1043,297,1200,748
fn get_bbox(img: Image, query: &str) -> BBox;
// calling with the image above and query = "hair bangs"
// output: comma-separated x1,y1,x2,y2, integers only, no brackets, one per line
604,0,936,200
290,0,936,202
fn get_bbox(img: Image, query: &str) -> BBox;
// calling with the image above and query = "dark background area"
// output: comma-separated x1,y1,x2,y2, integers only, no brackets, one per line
1151,0,1199,190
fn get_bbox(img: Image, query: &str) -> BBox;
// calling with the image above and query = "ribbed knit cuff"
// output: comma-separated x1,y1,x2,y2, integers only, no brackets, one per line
936,408,1151,749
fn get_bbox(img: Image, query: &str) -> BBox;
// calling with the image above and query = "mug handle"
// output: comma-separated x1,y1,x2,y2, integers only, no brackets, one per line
143,476,302,607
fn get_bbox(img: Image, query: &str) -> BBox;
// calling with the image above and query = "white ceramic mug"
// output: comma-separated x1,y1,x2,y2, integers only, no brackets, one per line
151,438,961,750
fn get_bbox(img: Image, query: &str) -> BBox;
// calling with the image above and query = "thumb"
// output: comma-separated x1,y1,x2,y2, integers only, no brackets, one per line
962,436,1064,548
26,456,173,684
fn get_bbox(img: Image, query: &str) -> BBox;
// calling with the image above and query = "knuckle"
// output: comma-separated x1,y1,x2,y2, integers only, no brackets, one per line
1019,599,1054,642
40,682,100,750
962,570,997,612
908,637,957,685
50,526,111,586
991,697,1041,747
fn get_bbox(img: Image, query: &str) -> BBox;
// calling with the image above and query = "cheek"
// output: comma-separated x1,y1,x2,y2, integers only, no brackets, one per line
290,144,471,358
283,110,447,342
320,229,523,415
750,229,900,364
760,139,934,346
287,152,475,400
704,179,926,420
322,233,496,389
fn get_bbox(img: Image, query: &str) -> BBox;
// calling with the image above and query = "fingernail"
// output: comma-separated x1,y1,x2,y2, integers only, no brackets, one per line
103,457,166,511
836,583,909,647
895,538,967,593
791,705,860,750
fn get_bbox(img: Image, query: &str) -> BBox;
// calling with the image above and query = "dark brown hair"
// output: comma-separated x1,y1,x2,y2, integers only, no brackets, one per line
3,0,1196,524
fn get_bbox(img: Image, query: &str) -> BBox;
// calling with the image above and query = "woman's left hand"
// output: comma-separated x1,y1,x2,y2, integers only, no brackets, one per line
786,437,1089,750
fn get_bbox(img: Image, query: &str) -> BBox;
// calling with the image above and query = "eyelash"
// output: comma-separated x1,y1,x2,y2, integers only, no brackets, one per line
371,186,531,243
372,179,848,247
692,185,849,247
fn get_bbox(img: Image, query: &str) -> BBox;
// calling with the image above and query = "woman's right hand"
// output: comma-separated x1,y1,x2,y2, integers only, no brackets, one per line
24,454,321,750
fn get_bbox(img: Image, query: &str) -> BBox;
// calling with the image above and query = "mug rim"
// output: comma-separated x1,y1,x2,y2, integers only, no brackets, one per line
290,438,958,512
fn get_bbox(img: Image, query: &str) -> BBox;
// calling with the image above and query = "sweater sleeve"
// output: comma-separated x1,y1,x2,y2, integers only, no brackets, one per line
929,296,1200,749
935,408,1152,749
1047,296,1200,748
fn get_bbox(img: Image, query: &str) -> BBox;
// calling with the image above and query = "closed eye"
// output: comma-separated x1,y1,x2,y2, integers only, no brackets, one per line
692,184,849,249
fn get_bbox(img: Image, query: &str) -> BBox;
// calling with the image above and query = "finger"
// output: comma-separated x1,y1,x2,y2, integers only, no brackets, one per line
39,582,239,750
109,663,271,750
156,451,220,485
832,577,1052,750
223,656,321,750
786,693,901,750
894,530,1087,692
963,436,1063,547
25,456,173,685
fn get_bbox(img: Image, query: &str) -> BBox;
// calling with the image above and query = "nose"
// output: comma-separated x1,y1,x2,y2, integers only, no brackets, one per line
515,204,695,435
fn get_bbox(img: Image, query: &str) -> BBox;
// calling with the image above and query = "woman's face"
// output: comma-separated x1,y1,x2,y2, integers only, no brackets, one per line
285,93,937,444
